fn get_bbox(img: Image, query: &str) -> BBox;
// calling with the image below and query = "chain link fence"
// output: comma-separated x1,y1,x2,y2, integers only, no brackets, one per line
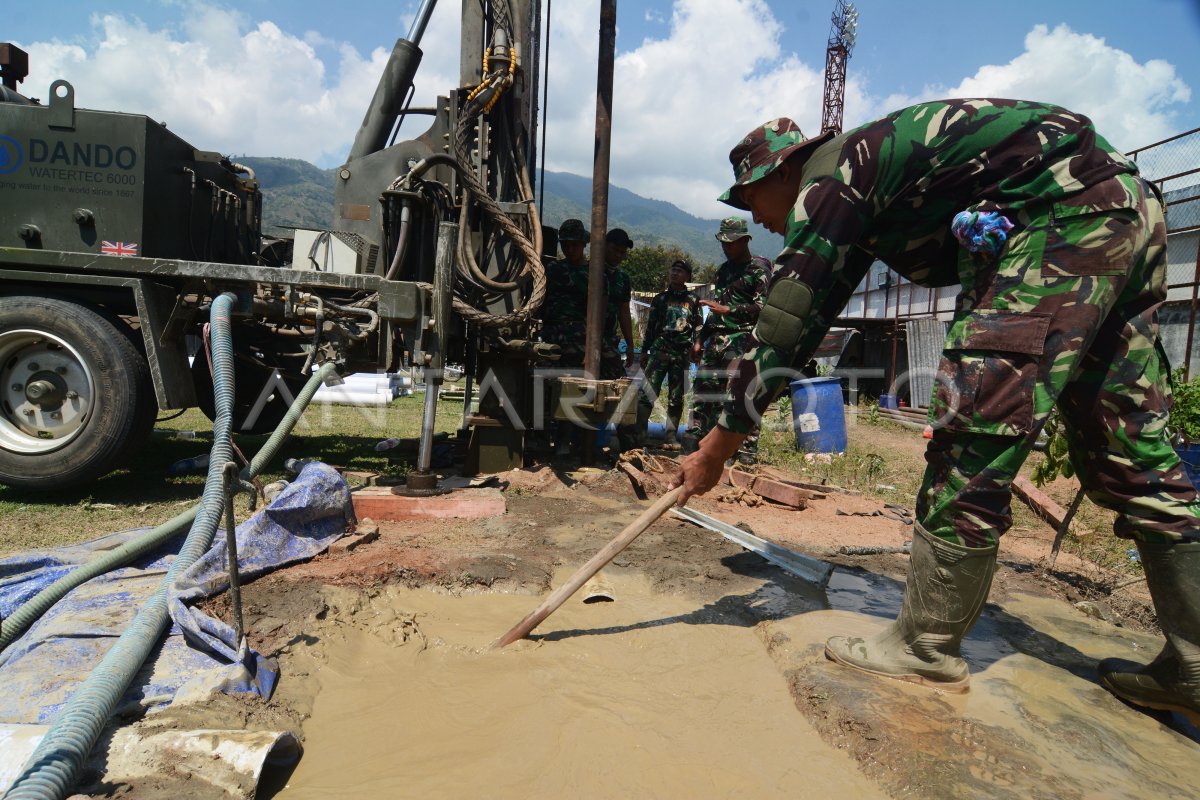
1129,127,1200,377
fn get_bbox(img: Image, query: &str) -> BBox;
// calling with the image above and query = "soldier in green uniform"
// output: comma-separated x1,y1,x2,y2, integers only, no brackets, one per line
599,229,638,452
639,259,703,449
539,218,590,368
687,216,770,463
674,100,1200,724
538,219,590,456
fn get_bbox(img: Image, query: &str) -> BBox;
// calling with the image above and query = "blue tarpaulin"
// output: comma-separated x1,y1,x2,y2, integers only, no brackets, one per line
0,462,354,727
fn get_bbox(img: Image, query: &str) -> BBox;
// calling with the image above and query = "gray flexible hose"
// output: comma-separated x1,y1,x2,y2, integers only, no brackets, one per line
4,293,241,800
0,360,339,654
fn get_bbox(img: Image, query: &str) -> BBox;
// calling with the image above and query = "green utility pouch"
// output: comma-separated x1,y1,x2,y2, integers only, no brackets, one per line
753,278,814,356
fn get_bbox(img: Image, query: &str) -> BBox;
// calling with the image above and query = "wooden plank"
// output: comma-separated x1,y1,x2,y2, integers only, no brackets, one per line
722,467,810,509
618,461,664,497
1012,476,1069,528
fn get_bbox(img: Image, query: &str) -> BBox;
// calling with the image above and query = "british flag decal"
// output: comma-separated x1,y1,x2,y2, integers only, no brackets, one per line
100,241,139,257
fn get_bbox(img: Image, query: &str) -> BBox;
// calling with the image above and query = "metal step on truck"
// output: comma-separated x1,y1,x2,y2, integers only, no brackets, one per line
0,0,636,492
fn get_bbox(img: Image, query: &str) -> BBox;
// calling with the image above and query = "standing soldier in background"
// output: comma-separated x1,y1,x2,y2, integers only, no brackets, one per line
639,259,703,450
675,102,1200,724
538,219,591,456
599,228,638,453
687,216,771,463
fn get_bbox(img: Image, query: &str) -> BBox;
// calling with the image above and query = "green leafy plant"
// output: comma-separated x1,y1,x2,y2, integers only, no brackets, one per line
1033,368,1200,487
777,394,792,419
1169,368,1200,443
1032,412,1075,487
864,398,881,426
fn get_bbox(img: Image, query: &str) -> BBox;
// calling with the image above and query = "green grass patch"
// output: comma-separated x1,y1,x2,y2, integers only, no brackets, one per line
0,396,466,556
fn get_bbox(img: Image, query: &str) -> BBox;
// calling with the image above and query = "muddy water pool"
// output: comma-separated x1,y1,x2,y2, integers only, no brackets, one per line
275,572,883,799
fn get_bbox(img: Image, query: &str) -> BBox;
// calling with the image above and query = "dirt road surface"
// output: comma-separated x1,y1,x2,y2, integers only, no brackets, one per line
101,456,1195,800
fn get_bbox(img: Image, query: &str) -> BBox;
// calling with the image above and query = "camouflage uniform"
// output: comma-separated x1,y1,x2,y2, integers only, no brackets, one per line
717,100,1200,548
539,219,590,453
599,263,633,380
539,258,590,369
538,218,592,371
692,217,771,459
641,280,703,430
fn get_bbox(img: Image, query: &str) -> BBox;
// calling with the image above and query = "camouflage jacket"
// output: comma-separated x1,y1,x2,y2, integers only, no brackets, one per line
538,258,589,343
721,98,1139,433
701,255,771,344
643,287,702,356
604,264,633,347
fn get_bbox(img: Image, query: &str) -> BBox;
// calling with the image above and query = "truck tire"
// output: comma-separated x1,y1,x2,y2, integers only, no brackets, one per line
0,296,156,490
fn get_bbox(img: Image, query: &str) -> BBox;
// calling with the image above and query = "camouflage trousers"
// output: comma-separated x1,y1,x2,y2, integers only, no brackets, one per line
600,346,641,452
921,174,1200,548
539,334,585,450
692,334,759,459
641,349,691,428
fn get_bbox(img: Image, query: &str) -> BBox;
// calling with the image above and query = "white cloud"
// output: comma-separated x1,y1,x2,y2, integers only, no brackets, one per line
538,0,826,218
21,7,386,166
12,7,1193,220
867,24,1192,154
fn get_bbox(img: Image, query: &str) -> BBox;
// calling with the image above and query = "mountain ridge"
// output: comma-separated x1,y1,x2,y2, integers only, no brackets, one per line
241,157,783,268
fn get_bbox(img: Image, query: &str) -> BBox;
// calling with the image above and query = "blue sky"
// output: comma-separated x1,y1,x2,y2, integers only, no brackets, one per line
7,1,1199,217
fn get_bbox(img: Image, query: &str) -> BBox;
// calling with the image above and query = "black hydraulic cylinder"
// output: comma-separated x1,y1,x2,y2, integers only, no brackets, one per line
348,38,424,162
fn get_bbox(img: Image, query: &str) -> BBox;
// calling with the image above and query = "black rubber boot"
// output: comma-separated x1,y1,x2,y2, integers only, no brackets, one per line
825,522,997,692
1099,540,1200,725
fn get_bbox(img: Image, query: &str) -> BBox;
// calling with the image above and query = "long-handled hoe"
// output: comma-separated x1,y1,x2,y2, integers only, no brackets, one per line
493,486,684,648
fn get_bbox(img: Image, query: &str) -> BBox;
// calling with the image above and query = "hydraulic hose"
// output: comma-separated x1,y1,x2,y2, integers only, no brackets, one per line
2,291,236,799
0,361,339,653
3,300,343,800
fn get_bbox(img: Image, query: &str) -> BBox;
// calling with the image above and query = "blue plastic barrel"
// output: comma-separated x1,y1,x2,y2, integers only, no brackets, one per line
879,393,898,410
596,422,614,451
1178,443,1200,489
646,422,683,442
789,377,847,453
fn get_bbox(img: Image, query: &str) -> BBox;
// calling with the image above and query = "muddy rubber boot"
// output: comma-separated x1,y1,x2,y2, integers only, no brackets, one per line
825,522,997,692
1099,540,1200,725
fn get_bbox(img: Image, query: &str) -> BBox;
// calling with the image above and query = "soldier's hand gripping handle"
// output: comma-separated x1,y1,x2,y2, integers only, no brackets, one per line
672,427,747,504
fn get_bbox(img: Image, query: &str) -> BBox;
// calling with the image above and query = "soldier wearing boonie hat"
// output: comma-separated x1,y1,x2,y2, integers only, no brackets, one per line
558,218,589,243
597,229,638,451
669,100,1200,722
538,219,592,456
639,259,703,448
715,216,751,242
687,215,772,462
539,218,592,368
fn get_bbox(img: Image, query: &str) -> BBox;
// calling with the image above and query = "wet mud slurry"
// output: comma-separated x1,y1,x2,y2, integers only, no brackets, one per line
214,471,1200,799
275,577,881,799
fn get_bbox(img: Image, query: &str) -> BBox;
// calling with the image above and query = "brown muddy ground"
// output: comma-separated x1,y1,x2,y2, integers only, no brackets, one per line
96,438,1199,799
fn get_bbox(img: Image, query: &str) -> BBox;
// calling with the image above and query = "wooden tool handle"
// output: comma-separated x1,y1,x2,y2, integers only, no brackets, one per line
493,486,684,648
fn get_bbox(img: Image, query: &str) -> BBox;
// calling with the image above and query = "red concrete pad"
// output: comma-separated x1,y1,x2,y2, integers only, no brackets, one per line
351,487,507,522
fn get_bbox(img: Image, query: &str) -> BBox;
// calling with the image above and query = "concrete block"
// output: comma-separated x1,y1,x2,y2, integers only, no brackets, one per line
341,470,382,487
329,527,380,555
351,487,507,522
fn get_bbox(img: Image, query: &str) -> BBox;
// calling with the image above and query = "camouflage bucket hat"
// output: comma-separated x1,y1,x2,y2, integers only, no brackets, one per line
718,118,835,211
558,218,589,242
715,216,750,242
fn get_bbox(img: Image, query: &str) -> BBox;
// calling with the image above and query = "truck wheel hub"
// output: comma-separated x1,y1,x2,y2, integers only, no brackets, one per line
0,330,94,453
24,376,65,408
